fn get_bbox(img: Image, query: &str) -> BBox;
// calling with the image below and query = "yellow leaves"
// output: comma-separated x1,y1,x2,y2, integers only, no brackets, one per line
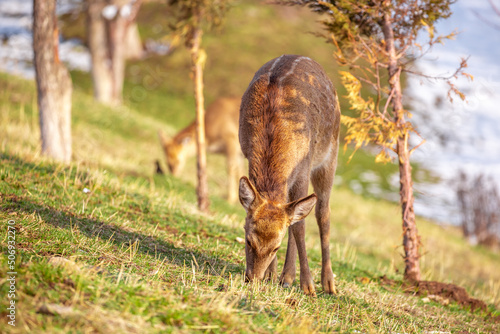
340,70,419,165
339,71,374,112
447,83,466,102
421,19,434,40
375,150,392,164
463,72,474,81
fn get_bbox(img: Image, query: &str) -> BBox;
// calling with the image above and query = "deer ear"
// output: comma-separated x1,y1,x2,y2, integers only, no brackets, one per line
239,176,259,211
181,136,191,145
286,194,317,226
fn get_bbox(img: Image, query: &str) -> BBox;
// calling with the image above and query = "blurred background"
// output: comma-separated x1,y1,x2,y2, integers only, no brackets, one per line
1,0,499,246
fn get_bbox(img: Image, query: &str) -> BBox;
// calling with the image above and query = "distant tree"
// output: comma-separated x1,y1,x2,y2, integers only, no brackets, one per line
456,172,500,248
278,0,471,281
169,0,231,212
86,0,143,105
33,0,73,163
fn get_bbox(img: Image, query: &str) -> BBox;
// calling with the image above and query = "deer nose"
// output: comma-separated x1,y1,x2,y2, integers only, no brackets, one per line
245,270,253,282
245,269,265,282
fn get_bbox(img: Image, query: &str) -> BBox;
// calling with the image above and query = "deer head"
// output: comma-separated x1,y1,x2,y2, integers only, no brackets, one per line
239,176,317,281
158,130,192,176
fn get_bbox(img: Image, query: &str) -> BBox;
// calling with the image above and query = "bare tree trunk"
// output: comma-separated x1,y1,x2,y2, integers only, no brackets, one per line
107,9,128,105
86,0,142,105
382,9,421,282
190,13,209,213
87,0,114,104
33,0,72,163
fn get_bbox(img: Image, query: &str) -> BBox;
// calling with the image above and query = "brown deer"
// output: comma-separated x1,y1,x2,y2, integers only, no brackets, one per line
238,55,341,295
159,97,244,203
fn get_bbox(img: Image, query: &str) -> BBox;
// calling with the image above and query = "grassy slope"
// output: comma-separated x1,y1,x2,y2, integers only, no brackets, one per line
1,1,499,333
1,73,499,333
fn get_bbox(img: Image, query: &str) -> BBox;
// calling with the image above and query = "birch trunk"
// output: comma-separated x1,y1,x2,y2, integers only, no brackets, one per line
86,0,143,105
33,0,72,163
87,0,114,104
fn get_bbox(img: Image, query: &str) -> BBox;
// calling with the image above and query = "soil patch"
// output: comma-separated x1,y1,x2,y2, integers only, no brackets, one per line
379,275,487,313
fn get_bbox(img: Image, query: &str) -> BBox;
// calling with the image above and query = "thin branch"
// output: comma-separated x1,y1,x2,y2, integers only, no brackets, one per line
402,57,470,81
382,78,397,117
490,0,500,16
472,4,500,31
409,139,426,156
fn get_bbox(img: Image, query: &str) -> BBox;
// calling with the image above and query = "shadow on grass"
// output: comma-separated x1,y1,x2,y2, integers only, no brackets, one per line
3,193,243,276
1,153,243,278
2,153,390,297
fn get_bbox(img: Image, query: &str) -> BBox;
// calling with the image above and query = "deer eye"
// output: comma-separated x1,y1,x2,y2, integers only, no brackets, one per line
246,239,252,248
272,247,280,253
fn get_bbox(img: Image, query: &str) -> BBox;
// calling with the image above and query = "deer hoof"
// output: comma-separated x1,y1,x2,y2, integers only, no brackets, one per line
323,280,337,295
301,281,316,296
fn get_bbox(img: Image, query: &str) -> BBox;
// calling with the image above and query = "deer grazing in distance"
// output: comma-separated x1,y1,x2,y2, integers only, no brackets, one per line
238,55,341,295
159,97,244,203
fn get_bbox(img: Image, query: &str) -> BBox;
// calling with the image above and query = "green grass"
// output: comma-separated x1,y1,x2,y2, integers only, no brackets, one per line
1,1,499,332
1,73,500,333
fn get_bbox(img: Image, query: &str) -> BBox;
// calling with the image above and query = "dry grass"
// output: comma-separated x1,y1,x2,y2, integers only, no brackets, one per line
1,73,499,332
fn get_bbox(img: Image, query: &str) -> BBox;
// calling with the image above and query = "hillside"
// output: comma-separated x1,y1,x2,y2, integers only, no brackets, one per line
1,1,500,333
1,71,499,333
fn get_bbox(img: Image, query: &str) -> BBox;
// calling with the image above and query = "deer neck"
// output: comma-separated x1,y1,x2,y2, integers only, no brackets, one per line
174,122,196,146
247,83,290,204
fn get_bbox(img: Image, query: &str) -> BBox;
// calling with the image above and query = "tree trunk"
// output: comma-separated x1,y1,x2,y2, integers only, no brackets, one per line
33,0,72,163
190,14,210,213
86,0,142,105
87,0,114,104
381,9,421,282
106,8,128,105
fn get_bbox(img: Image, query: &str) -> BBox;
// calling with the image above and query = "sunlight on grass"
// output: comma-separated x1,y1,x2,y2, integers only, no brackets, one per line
1,1,500,331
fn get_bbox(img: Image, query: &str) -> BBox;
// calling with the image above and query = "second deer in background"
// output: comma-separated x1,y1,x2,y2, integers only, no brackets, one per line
159,97,244,203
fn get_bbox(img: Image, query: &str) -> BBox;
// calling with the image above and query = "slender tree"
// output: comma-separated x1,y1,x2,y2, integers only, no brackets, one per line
279,0,470,281
33,0,73,163
169,0,231,212
86,0,143,105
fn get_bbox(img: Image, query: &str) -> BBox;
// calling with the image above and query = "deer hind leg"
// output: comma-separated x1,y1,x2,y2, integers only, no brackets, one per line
287,178,316,296
311,152,338,295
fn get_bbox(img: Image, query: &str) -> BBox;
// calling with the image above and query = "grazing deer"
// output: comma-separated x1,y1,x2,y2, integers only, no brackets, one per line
159,97,244,203
238,55,341,295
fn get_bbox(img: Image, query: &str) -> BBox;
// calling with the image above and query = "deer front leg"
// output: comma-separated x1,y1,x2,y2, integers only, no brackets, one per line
291,220,315,296
264,255,278,282
280,229,297,288
286,179,316,295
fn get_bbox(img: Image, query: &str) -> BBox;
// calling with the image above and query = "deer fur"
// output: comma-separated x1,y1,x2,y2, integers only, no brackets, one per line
159,97,244,203
238,55,341,295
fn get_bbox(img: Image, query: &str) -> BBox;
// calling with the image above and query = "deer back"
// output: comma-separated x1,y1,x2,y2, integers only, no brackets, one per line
239,55,341,202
